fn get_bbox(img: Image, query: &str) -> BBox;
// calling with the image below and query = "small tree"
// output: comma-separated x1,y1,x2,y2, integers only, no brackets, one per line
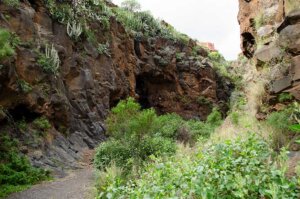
121,0,141,12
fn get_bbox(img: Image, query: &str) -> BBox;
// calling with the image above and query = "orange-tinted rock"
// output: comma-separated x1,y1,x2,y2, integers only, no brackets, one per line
0,1,233,169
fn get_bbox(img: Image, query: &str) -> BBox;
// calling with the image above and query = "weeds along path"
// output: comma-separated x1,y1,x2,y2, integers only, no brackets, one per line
6,150,96,199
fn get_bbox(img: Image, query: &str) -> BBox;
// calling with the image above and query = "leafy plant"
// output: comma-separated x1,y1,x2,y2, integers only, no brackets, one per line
230,111,240,125
121,0,141,12
0,28,18,61
37,44,60,74
2,0,20,7
289,124,300,133
0,134,49,198
208,51,223,62
97,135,298,198
206,107,222,127
196,96,212,106
95,98,222,172
97,42,111,57
278,92,293,103
33,117,51,131
94,98,176,171
17,79,32,94
67,21,83,41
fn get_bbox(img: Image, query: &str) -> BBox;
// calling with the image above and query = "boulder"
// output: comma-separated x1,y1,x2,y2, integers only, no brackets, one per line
292,55,300,81
278,24,300,55
254,43,282,62
270,76,292,93
277,9,300,33
257,25,274,38
286,82,300,100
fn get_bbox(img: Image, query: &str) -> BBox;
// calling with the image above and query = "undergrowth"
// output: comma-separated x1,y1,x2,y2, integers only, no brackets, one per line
94,98,221,173
0,134,50,198
96,135,299,198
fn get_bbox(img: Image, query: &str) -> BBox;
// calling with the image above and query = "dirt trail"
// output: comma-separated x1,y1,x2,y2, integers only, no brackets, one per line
6,150,96,199
6,168,95,199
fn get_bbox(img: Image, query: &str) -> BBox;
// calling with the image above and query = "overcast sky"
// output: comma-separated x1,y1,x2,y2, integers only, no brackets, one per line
112,0,241,60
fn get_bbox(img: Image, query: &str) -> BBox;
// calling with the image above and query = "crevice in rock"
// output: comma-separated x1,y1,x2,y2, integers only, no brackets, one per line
7,104,40,122
135,74,151,109
134,39,142,58
241,32,256,58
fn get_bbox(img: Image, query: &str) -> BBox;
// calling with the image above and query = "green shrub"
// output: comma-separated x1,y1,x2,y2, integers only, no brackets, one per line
266,108,293,131
37,44,60,74
278,92,293,103
95,98,223,173
33,117,51,131
0,28,17,61
196,96,212,106
230,111,240,125
121,0,141,12
97,42,111,57
2,0,20,7
67,21,83,41
206,107,223,127
94,98,177,171
0,134,49,198
208,51,223,62
17,79,32,93
17,119,27,131
98,135,299,198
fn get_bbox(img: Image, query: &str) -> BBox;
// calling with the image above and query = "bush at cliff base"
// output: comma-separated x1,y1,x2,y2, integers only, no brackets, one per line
0,135,50,198
96,135,299,199
94,98,222,172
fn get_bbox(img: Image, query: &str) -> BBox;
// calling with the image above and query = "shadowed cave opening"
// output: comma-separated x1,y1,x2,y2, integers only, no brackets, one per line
241,32,256,58
135,75,151,109
6,104,40,123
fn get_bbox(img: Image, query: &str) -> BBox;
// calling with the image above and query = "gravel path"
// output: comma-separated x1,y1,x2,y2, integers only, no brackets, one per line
6,168,95,199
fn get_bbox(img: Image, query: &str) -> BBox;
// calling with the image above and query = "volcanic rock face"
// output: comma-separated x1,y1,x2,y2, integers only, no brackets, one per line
238,0,300,101
0,1,232,170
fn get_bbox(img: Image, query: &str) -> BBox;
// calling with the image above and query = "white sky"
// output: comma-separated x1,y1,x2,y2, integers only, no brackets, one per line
112,0,241,60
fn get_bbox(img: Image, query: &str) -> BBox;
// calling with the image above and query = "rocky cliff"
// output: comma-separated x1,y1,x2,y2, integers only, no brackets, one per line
238,0,300,108
0,0,232,172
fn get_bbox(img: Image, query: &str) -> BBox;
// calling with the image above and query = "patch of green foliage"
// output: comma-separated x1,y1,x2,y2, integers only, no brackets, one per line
2,0,20,7
33,117,51,131
0,134,50,198
113,7,190,44
17,79,32,94
266,108,293,132
265,104,300,150
121,0,141,12
37,44,60,74
94,98,176,171
278,92,293,103
196,96,212,106
97,42,111,57
230,111,240,125
17,119,27,131
96,135,299,198
94,98,222,172
0,28,19,61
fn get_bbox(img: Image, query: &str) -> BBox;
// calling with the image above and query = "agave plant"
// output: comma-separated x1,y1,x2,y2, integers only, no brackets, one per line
38,44,60,74
67,21,83,41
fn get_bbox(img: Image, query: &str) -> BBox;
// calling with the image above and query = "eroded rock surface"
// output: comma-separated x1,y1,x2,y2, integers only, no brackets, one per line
0,1,232,170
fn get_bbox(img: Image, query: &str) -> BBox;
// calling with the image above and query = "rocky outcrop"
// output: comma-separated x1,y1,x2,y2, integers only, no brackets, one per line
0,1,232,171
238,0,300,102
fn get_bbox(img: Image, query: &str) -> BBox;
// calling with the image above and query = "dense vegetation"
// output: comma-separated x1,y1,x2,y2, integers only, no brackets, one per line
96,135,298,198
0,134,50,198
94,97,300,198
45,0,190,45
94,98,221,172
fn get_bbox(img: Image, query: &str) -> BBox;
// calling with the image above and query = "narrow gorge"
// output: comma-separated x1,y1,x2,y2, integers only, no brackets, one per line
0,0,300,198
